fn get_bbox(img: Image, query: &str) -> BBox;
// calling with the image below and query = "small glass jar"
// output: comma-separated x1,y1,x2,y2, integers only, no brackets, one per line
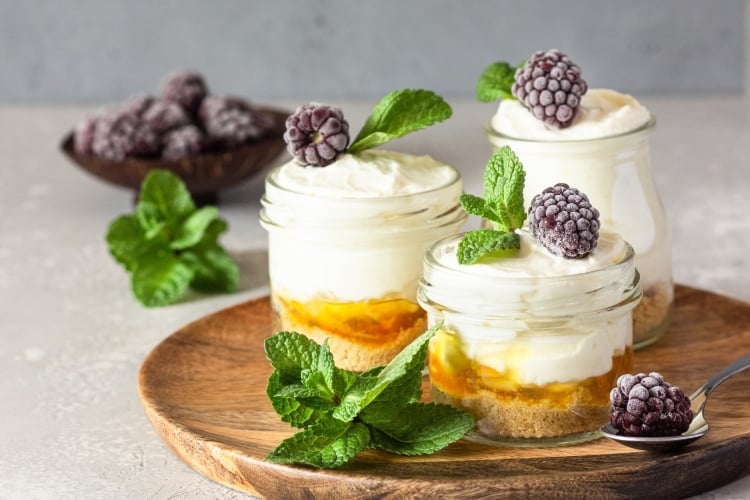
418,233,642,446
486,116,671,349
260,161,467,372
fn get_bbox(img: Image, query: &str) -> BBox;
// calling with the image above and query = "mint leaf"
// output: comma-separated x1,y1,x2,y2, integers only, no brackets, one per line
106,215,159,272
106,170,239,307
267,371,326,428
137,169,195,224
366,402,474,455
483,146,526,232
457,146,528,265
457,230,520,265
171,206,219,250
476,61,518,102
180,219,238,293
348,89,452,154
131,251,194,307
458,193,494,221
265,331,322,383
332,324,437,422
264,325,473,469
266,420,370,469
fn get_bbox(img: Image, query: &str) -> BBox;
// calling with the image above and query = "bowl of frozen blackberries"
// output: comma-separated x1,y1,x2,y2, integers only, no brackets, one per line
61,70,288,205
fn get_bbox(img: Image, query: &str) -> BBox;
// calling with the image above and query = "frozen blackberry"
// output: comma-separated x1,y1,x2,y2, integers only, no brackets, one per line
142,99,191,134
73,113,100,155
528,183,600,258
511,49,588,129
91,110,160,161
160,70,208,113
199,95,270,148
283,102,349,167
610,372,693,437
162,125,207,160
122,94,155,118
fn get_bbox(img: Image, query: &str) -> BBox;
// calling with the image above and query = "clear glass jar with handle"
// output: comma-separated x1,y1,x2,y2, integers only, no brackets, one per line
486,114,671,349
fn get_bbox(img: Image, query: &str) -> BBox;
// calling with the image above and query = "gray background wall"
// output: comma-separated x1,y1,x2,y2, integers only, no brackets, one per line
1,0,746,105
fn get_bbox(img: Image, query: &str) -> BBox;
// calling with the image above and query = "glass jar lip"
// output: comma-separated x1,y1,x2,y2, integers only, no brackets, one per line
424,232,636,283
264,160,463,202
484,113,656,144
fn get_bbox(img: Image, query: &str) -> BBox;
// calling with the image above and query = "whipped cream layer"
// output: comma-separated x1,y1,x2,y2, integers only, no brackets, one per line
261,150,466,303
419,230,637,385
272,150,459,198
491,88,651,141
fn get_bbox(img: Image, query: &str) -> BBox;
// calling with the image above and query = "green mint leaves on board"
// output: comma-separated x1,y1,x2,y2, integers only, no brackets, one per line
106,169,239,307
347,89,452,154
476,61,520,102
264,326,474,469
458,146,527,264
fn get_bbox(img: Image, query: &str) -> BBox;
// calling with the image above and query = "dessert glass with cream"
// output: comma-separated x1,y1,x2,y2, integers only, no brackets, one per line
419,230,641,446
486,88,672,349
260,150,466,372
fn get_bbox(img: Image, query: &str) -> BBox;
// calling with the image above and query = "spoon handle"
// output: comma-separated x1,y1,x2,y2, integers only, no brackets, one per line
691,352,750,402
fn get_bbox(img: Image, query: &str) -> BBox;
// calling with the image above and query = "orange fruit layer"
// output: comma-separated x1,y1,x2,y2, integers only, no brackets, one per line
274,294,426,346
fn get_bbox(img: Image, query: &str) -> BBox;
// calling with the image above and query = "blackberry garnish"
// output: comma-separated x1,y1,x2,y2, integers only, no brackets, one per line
512,49,587,129
283,102,350,167
528,183,600,258
610,372,693,437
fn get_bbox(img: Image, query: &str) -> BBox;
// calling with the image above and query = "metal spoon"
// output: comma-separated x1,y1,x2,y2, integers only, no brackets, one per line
600,352,750,452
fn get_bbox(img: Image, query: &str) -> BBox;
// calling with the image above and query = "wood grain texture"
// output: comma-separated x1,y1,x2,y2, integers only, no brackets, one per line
137,285,750,499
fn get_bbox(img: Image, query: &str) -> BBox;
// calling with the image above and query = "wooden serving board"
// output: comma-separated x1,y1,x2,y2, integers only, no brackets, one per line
138,285,750,499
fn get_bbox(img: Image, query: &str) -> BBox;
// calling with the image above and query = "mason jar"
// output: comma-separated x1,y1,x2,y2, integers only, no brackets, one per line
418,231,642,446
260,151,467,372
486,111,670,349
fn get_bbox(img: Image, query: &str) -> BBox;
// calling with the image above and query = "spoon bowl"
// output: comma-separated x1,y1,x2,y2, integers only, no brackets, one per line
600,352,750,452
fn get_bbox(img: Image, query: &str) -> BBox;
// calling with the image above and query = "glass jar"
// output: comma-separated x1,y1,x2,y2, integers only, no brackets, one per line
418,232,642,446
486,116,671,349
260,161,467,372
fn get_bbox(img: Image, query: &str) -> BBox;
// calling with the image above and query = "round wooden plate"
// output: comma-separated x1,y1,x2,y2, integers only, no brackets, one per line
138,285,750,499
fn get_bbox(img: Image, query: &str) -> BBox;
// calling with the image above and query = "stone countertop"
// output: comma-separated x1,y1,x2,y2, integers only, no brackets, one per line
1,99,748,499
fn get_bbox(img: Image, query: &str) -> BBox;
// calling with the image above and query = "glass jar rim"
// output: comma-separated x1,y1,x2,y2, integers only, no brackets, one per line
485,114,656,145
418,232,642,319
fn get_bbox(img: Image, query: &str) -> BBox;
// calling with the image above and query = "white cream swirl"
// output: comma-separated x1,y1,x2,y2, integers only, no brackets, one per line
273,150,459,198
491,88,651,141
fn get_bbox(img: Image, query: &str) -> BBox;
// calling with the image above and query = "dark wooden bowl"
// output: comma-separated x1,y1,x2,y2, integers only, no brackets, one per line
60,106,289,205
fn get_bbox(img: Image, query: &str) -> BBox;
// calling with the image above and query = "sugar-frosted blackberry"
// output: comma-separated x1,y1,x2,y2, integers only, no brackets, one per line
610,372,693,437
160,70,208,113
122,94,155,118
199,95,270,148
142,99,191,134
73,113,100,155
91,110,160,160
162,125,207,160
284,102,349,167
528,183,600,258
511,49,588,129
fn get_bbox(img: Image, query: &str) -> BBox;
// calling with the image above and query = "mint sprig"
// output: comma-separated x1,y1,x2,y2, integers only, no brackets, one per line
106,170,239,307
476,61,521,103
264,326,474,469
347,89,452,154
458,146,527,264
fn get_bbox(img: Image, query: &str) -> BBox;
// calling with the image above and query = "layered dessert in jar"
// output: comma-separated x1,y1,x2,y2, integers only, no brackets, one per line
419,147,641,445
478,49,671,348
260,90,467,372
